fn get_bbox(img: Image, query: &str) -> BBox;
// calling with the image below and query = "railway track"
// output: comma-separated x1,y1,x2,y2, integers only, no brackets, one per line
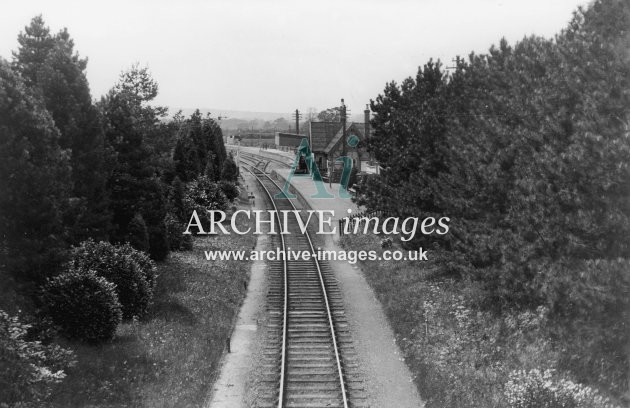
237,149,293,169
242,163,366,408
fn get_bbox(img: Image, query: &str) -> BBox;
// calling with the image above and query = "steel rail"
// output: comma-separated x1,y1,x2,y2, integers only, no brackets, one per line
243,163,349,408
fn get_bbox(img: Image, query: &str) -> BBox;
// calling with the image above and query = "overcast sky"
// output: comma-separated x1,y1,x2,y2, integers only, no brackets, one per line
1,0,587,116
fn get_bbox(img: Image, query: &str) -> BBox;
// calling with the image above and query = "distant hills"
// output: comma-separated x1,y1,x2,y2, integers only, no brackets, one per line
170,107,367,130
173,108,292,121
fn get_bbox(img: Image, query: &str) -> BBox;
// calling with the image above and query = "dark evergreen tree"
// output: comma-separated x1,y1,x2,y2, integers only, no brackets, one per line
172,111,226,183
169,176,186,222
203,115,226,173
221,153,239,182
12,17,113,243
0,59,71,283
11,15,55,87
101,65,170,260
173,126,202,182
125,213,150,253
205,151,217,181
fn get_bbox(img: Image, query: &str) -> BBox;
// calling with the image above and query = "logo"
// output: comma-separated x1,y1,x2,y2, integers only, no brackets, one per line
275,137,354,199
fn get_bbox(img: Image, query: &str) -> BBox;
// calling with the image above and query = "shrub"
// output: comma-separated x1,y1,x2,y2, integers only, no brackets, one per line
181,233,194,251
125,213,150,252
218,180,239,202
0,310,75,405
118,242,158,294
540,259,630,394
220,154,239,182
380,237,393,248
184,176,228,226
504,369,621,408
41,271,122,343
168,176,186,221
165,212,185,251
147,221,170,261
68,239,152,320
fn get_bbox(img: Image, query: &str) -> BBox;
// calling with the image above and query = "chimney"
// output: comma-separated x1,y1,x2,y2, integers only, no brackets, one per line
364,104,370,138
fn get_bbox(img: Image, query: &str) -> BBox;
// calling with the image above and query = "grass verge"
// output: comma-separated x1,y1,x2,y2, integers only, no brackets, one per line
47,200,256,407
340,233,626,408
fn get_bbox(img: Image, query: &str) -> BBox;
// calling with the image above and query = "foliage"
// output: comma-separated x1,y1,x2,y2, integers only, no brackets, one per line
183,176,229,223
218,180,240,202
353,0,630,402
0,310,75,405
67,239,152,320
0,58,71,284
0,310,75,406
41,270,122,343
101,65,170,261
317,106,341,122
359,0,630,394
167,176,187,222
117,242,158,294
221,153,239,182
505,369,620,408
165,212,186,251
44,224,255,407
363,0,630,293
173,110,226,183
125,213,150,253
13,16,114,244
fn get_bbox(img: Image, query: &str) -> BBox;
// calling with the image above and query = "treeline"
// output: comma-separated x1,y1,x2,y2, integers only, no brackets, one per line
1,16,237,284
358,0,629,399
0,16,238,405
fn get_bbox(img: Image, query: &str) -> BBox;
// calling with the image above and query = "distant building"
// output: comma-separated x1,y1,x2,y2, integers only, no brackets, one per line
307,105,372,173
275,132,304,148
273,105,377,175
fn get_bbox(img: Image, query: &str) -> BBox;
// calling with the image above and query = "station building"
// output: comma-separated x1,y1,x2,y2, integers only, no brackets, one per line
275,106,373,174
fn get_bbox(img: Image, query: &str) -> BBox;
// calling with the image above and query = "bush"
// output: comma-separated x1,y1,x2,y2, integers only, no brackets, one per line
505,369,621,408
0,310,75,405
125,213,150,253
184,176,228,226
165,212,185,251
147,221,170,261
165,211,193,251
181,233,193,251
68,239,152,320
118,242,158,294
41,271,122,343
380,237,393,248
218,180,239,202
220,154,239,182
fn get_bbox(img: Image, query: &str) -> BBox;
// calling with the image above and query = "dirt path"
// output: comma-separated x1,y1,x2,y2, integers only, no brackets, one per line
205,173,269,408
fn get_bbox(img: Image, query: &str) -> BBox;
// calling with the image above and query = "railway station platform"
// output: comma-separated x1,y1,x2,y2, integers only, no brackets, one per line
271,168,364,236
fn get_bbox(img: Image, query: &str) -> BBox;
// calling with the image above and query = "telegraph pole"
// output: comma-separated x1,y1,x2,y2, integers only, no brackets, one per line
341,99,347,157
292,109,302,134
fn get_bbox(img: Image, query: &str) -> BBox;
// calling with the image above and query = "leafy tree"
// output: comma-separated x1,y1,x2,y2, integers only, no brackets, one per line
317,107,341,122
0,310,75,404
